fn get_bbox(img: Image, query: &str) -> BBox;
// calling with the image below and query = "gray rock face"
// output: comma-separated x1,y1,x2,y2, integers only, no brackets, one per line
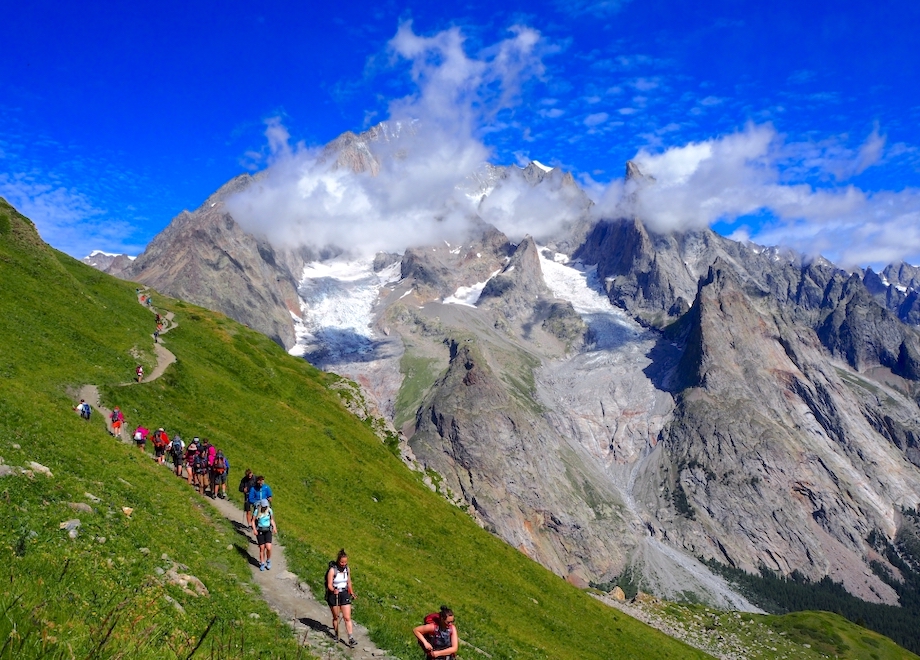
412,338,634,582
123,175,311,348
634,260,920,603
82,252,134,278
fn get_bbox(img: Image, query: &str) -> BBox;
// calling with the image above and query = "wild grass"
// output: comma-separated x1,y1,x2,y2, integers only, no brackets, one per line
0,201,307,658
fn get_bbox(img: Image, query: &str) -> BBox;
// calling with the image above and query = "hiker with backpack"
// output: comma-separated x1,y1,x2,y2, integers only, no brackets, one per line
133,424,149,452
74,399,91,420
193,450,210,496
325,549,357,647
135,365,144,383
414,606,458,659
110,406,124,438
152,427,170,464
211,450,229,499
185,439,200,486
251,499,277,571
247,475,273,509
169,435,185,476
239,469,256,525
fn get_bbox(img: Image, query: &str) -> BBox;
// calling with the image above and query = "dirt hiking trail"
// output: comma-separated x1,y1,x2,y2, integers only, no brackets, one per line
77,289,396,659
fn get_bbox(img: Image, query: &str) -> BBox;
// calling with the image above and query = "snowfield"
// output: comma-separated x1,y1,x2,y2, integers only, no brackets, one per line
291,258,401,362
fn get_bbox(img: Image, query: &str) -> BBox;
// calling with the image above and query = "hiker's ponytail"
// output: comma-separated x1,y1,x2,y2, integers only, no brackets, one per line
439,605,453,628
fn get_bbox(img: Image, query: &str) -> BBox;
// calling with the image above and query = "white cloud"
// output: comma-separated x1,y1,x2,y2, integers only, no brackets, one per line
226,23,557,257
584,112,609,127
589,123,920,267
0,173,141,257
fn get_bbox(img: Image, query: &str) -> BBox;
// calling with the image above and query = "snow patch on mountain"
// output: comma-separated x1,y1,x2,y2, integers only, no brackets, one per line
538,247,642,348
443,269,501,307
293,258,401,362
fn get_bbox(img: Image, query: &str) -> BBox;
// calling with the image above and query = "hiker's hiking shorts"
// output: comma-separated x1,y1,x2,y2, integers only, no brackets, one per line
256,529,272,545
326,590,352,608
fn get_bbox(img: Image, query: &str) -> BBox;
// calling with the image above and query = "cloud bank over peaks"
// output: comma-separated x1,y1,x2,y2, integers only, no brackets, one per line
592,123,920,267
226,23,567,258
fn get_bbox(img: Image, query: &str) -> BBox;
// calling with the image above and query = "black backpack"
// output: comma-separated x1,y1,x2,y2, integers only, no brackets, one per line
324,561,343,597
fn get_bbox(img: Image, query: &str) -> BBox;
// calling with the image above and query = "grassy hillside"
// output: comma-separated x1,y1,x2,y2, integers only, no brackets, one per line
2,196,915,660
0,201,305,658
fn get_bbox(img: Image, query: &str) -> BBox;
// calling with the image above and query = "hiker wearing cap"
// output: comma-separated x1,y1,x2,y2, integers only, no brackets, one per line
185,439,200,486
239,469,256,525
247,475,273,509
251,499,277,571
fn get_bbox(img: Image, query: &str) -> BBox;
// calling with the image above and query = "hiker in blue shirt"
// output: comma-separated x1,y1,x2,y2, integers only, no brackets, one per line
247,475,273,507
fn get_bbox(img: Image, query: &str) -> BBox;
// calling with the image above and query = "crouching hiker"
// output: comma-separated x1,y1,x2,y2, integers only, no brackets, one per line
326,549,357,647
251,499,277,571
414,606,458,659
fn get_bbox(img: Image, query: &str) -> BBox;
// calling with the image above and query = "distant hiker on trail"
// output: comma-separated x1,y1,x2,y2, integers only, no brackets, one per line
146,297,152,307
211,450,229,499
110,406,124,437
170,434,185,476
153,329,159,343
152,427,169,464
185,438,200,486
135,364,144,382
193,450,210,496
326,549,357,647
74,399,91,419
133,425,149,451
251,499,277,572
239,469,256,525
247,475,273,508
414,606,458,660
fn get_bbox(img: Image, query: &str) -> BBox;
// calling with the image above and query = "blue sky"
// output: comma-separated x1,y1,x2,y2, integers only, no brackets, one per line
3,0,919,267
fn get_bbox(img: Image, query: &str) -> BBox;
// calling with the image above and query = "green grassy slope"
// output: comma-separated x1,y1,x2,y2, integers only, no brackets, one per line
0,201,306,658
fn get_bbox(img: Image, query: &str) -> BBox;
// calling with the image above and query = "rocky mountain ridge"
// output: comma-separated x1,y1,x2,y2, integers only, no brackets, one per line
89,127,920,613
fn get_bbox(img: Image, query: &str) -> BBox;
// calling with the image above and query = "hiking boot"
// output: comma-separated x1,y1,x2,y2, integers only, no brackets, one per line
266,560,271,570
259,563,266,571
348,637,357,648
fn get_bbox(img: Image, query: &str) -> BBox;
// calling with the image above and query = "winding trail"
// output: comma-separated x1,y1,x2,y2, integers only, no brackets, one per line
77,289,393,660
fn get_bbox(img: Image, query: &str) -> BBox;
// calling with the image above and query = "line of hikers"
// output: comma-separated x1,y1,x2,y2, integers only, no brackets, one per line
78,399,459,658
